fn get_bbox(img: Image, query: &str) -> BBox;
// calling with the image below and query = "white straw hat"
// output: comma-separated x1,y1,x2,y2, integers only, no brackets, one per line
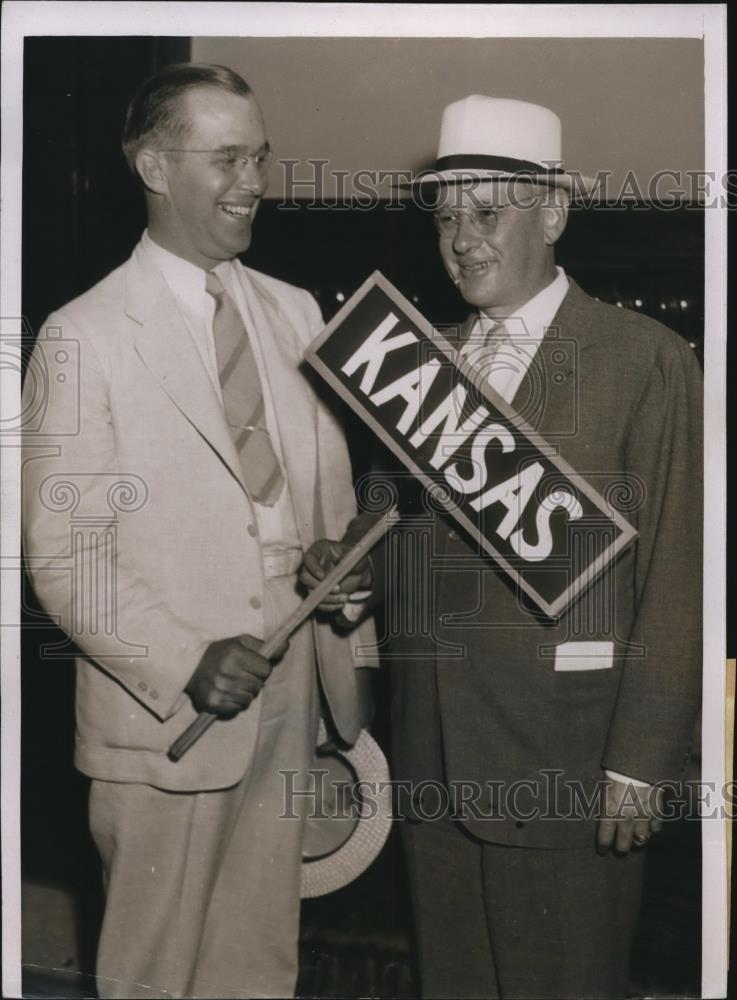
300,721,393,898
412,95,596,195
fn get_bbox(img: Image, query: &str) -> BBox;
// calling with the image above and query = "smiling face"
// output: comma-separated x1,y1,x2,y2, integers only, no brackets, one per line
142,86,269,269
435,183,564,318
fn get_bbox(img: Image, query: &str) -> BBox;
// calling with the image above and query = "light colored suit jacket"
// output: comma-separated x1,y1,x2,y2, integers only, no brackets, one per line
22,243,376,791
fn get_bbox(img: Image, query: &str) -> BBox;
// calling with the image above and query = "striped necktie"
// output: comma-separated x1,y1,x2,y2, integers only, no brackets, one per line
482,318,510,357
206,270,284,507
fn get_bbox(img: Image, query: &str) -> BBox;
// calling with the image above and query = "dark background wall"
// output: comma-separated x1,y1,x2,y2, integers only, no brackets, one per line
22,37,707,348
20,34,714,999
190,35,705,201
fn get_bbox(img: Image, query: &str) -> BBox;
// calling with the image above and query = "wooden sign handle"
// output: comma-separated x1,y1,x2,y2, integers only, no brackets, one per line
167,510,396,762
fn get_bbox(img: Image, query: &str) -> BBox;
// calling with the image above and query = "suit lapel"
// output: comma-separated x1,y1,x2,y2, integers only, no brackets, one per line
509,279,596,441
237,267,319,542
125,251,248,494
453,284,591,437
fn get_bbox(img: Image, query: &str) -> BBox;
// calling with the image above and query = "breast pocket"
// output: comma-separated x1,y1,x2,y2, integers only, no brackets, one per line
553,641,614,672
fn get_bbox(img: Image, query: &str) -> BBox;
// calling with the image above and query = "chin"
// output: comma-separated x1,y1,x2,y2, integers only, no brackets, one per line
222,234,252,259
212,221,254,259
458,277,500,309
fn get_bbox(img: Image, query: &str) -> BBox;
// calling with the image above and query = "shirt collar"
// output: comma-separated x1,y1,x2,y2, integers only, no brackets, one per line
140,230,238,316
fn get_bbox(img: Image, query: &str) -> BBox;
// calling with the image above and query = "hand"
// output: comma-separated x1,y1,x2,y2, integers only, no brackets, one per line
299,539,372,612
185,634,286,718
597,777,664,855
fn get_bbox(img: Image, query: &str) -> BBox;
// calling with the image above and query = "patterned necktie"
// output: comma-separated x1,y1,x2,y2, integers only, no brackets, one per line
206,270,284,506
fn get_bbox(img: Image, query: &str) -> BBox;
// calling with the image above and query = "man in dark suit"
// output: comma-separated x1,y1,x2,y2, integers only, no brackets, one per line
300,96,703,998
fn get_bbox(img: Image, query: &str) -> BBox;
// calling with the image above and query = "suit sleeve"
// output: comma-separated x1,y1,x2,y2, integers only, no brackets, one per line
22,312,211,721
602,339,703,785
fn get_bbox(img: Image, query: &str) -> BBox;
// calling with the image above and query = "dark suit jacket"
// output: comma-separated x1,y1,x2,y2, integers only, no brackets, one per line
353,280,703,849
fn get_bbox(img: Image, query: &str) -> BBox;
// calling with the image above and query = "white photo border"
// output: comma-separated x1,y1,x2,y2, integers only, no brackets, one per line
1,4,727,998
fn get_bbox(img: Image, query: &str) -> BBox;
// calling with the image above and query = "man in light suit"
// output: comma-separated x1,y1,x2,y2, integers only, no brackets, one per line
301,96,703,998
22,63,374,999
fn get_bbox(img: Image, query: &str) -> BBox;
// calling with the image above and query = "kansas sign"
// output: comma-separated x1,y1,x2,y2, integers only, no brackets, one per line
305,272,637,618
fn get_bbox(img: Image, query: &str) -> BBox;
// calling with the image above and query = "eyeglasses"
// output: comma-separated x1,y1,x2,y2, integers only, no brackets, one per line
157,144,273,177
433,193,539,238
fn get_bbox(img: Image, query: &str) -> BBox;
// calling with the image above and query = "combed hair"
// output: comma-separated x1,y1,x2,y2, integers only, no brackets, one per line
122,62,252,171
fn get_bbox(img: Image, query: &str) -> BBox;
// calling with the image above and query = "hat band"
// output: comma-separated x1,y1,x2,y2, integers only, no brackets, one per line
434,154,565,176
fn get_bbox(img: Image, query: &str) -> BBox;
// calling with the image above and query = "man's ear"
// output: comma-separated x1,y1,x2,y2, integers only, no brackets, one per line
541,187,569,246
135,149,169,196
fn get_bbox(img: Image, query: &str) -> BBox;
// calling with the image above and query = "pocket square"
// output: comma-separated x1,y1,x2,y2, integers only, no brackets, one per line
554,641,614,672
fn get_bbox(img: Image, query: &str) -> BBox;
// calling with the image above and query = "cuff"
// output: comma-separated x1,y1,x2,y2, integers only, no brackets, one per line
337,591,372,624
604,769,651,789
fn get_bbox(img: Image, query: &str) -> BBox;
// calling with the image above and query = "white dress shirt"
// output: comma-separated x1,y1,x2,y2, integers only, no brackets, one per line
140,231,300,551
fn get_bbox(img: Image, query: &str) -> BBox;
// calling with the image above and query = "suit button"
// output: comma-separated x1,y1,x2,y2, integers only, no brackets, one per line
138,681,148,692
247,523,256,537
150,690,159,700
250,596,262,610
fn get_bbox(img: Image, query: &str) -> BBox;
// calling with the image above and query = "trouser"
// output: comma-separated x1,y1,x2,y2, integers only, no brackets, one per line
402,811,645,1000
89,574,320,999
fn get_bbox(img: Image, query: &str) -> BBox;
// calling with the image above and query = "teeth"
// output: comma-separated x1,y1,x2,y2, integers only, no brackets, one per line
221,204,251,217
462,261,492,272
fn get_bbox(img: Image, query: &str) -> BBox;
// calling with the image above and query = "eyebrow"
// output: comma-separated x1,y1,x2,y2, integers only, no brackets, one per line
216,141,271,156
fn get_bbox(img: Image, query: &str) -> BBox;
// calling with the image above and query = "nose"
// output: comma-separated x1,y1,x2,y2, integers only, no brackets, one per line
234,157,268,197
452,214,481,254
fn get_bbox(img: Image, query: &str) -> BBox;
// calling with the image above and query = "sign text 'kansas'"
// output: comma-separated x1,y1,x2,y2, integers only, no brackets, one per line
305,272,636,618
